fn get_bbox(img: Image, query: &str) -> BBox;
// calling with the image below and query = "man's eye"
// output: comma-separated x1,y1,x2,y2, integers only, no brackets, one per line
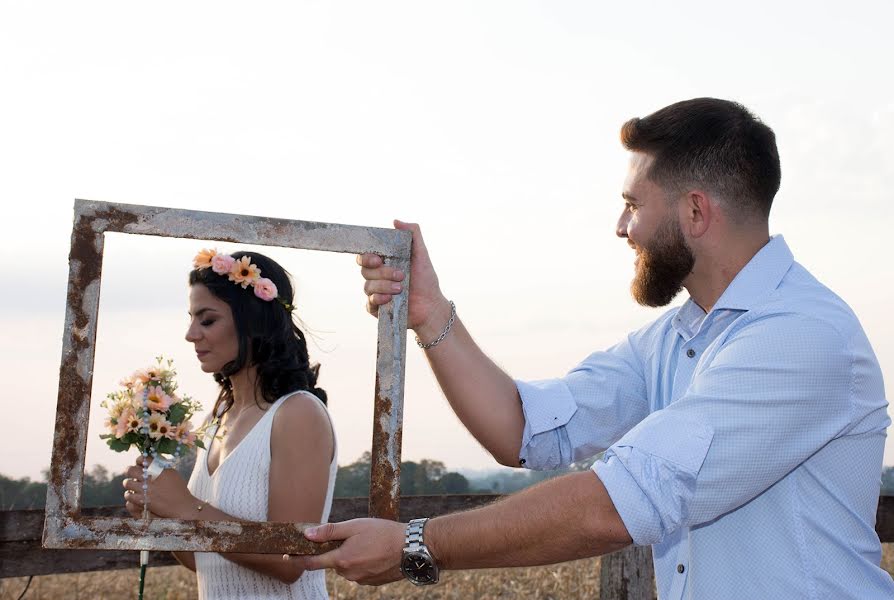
627,204,637,213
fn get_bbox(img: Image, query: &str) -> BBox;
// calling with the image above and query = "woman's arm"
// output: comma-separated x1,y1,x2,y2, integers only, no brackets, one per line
219,393,334,583
123,393,334,584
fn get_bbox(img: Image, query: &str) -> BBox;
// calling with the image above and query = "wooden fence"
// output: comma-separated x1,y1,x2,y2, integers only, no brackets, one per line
2,494,893,600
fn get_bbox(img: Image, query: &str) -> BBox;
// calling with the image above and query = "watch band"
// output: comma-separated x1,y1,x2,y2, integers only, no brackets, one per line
405,517,427,552
401,517,439,586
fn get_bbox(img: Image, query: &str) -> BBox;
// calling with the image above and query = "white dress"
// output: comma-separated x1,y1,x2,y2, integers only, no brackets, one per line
187,391,337,599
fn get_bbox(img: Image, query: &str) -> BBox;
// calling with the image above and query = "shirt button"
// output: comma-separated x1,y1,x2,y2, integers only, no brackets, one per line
677,564,685,574
519,459,526,466
686,348,696,358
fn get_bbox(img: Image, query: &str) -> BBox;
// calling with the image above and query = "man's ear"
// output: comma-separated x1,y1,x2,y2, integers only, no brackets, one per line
681,190,712,238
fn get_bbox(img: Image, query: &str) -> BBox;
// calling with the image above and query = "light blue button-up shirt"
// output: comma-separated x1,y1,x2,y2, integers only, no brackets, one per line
516,236,893,599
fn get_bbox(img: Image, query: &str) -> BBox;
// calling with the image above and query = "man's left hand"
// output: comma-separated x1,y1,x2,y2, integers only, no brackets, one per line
296,518,406,585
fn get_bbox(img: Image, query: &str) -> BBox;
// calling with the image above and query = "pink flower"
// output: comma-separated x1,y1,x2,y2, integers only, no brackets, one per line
146,385,174,411
174,421,198,446
115,406,140,438
253,277,278,302
211,253,236,275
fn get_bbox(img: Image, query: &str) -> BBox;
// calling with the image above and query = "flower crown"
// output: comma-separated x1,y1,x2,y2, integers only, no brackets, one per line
193,249,294,311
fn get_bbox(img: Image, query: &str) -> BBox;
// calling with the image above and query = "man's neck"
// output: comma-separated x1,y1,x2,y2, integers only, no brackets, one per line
686,232,770,313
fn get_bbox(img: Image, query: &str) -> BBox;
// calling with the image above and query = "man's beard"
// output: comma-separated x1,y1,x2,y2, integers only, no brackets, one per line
630,215,695,307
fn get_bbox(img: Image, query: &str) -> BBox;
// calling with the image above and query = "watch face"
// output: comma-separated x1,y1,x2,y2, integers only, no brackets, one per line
401,551,438,585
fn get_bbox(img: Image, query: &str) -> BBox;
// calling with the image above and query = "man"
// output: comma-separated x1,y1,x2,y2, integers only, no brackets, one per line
297,98,894,598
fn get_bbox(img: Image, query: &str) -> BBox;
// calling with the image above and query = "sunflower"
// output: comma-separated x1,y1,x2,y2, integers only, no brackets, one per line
228,256,261,288
193,248,217,270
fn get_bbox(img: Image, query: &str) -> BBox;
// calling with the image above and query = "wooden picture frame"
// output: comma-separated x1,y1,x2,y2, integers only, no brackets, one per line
43,200,410,554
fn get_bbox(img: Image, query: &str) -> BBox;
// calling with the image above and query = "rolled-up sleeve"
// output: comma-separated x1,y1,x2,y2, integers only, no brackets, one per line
595,313,856,545
595,411,714,545
517,333,650,470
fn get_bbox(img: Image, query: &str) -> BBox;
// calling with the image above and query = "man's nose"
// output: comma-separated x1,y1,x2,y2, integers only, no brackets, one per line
616,211,630,238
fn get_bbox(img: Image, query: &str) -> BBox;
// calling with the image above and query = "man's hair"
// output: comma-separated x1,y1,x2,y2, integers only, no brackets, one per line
620,98,781,221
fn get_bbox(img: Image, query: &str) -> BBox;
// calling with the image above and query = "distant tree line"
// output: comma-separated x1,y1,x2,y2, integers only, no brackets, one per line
6,462,892,511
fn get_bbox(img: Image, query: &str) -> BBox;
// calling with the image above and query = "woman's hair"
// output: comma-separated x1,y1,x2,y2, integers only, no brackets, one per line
188,251,326,417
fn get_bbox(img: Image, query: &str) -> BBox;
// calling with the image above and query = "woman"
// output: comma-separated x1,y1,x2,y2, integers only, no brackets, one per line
123,249,337,599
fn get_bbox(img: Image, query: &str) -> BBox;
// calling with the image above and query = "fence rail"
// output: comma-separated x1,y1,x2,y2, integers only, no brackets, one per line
2,494,893,599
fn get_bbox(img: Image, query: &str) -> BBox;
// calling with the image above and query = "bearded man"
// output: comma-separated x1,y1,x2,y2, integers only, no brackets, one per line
298,98,894,598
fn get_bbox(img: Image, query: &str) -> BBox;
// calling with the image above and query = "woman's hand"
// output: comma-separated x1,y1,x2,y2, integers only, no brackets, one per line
122,456,197,519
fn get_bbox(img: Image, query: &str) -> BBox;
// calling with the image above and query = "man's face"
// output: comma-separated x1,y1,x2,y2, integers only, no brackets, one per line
617,153,695,307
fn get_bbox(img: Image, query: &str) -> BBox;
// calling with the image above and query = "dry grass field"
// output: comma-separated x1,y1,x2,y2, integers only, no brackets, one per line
1,546,891,599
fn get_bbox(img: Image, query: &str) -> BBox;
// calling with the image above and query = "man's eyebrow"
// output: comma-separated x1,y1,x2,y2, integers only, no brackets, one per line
622,192,638,202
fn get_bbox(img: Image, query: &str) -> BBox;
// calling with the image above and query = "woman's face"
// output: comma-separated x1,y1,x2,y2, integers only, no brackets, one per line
185,284,239,373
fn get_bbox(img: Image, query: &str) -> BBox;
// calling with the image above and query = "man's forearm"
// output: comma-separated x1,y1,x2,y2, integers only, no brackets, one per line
426,470,632,570
418,302,526,466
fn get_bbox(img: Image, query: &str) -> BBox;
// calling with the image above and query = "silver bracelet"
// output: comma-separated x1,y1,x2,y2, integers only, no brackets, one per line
415,301,456,350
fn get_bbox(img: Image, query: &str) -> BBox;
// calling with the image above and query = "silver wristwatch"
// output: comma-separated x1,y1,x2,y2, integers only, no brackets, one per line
400,518,439,586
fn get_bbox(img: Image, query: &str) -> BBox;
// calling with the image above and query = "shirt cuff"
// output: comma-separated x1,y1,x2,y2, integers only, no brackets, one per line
594,455,664,546
515,378,578,470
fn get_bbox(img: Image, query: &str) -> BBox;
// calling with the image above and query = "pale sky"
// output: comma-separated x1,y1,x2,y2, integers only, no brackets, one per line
2,1,893,481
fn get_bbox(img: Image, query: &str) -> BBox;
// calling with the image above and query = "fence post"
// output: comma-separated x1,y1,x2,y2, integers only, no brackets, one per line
599,545,655,600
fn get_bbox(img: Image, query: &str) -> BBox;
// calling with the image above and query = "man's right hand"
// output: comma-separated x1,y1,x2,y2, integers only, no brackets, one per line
358,220,450,339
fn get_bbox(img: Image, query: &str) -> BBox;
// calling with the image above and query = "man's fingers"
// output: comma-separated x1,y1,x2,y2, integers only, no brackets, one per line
356,253,384,268
295,551,334,572
304,521,349,542
359,265,405,283
363,279,403,297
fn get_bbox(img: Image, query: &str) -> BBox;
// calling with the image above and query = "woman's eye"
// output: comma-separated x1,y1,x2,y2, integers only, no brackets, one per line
201,319,215,327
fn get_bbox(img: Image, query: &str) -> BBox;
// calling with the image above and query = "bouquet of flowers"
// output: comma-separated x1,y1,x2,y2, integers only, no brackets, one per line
101,356,204,600
101,356,205,460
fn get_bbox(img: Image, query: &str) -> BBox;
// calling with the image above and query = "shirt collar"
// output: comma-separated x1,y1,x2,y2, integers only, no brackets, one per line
672,235,794,339
711,234,794,311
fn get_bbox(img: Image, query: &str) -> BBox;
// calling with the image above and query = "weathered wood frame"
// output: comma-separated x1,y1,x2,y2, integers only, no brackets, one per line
43,199,411,554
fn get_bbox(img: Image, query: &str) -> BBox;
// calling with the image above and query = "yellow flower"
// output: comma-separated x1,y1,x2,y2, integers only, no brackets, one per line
193,248,217,270
147,412,170,440
228,256,261,288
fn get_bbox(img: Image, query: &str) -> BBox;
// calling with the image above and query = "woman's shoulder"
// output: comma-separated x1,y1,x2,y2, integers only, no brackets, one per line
270,390,334,445
271,391,335,460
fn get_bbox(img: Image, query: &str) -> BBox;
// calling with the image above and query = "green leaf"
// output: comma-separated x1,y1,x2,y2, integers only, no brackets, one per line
106,438,131,453
157,438,177,455
167,403,188,425
194,439,205,450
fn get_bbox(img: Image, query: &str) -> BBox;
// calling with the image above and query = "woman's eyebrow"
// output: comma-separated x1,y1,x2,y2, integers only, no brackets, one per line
188,307,218,318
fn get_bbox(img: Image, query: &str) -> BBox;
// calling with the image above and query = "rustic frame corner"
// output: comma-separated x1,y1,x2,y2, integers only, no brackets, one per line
43,199,411,554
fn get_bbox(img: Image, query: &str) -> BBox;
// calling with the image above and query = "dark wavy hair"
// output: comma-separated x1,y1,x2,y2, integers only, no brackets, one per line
188,251,326,417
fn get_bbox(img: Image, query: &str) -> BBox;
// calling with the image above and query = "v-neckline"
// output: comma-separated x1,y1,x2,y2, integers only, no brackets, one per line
204,405,271,478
